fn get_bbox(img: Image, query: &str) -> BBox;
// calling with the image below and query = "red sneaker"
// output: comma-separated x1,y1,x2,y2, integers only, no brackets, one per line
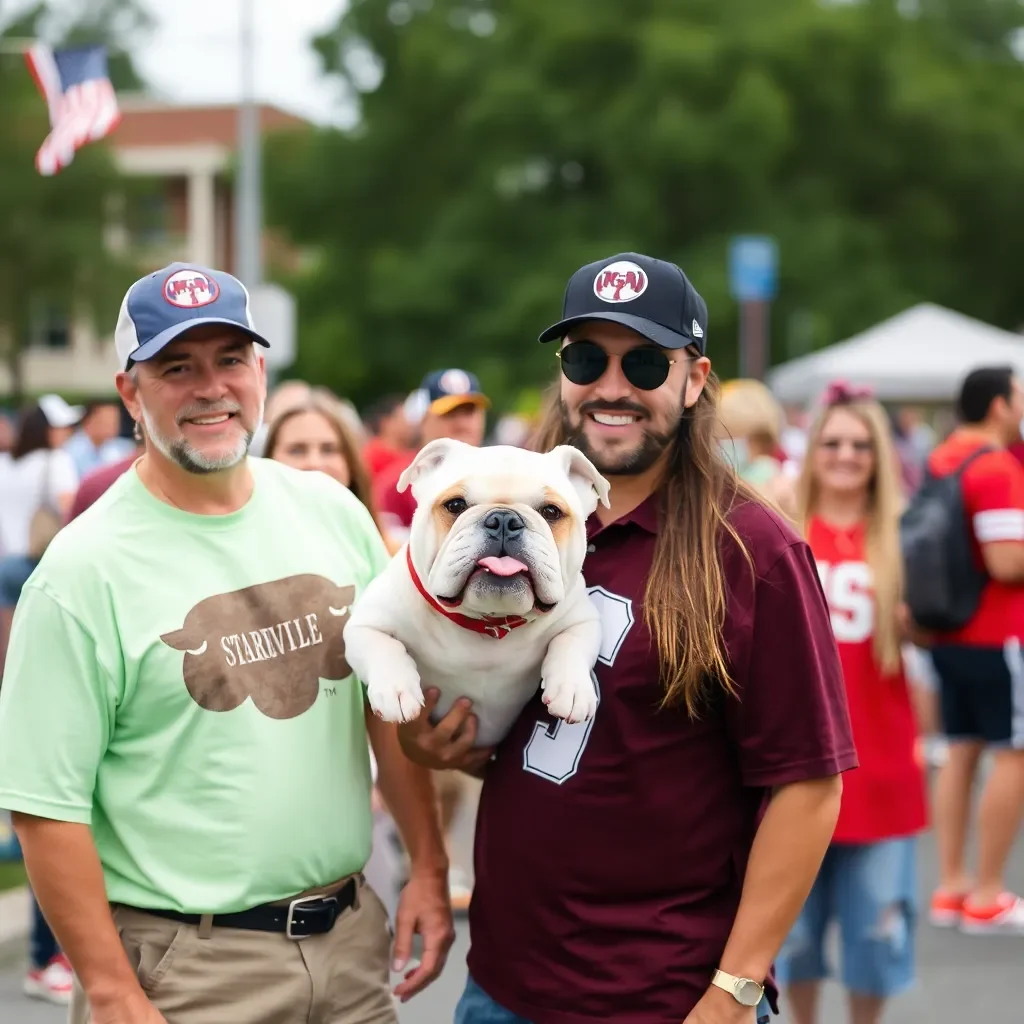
23,952,73,1005
928,889,967,928
960,892,1024,936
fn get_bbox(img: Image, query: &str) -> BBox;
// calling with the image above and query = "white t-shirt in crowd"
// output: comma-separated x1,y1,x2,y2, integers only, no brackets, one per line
0,449,78,558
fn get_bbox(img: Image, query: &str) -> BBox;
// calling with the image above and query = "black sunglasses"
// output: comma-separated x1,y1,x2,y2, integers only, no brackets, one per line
557,339,683,391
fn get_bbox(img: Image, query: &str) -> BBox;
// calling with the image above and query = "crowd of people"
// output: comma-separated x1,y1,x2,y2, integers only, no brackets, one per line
0,252,1020,1024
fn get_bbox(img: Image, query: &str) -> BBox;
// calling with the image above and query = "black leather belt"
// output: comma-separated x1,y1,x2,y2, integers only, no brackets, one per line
130,877,357,940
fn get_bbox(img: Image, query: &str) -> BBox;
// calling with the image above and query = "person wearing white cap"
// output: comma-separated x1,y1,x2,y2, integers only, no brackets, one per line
0,263,453,1024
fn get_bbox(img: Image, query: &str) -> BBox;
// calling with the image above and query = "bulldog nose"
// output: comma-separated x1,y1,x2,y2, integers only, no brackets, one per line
483,508,525,549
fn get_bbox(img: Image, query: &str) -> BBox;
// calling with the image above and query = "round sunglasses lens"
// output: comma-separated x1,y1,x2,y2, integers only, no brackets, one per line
622,348,671,390
560,342,607,385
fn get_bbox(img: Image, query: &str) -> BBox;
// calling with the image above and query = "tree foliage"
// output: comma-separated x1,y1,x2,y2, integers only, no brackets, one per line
0,1,147,401
263,0,1024,411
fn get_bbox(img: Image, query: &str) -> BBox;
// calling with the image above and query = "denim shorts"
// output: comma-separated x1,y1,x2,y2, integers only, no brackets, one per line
454,975,774,1023
774,837,917,998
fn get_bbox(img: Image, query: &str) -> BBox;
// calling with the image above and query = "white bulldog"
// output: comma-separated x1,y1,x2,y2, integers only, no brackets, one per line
343,438,610,747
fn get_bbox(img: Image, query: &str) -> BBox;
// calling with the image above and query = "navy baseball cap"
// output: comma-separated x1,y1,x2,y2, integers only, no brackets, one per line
114,262,271,369
538,252,708,353
420,368,490,416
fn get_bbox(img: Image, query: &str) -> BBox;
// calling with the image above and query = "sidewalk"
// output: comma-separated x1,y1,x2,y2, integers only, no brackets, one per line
0,885,30,952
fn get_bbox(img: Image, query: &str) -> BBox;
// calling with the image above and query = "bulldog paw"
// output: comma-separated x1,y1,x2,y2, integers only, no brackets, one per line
366,673,425,723
542,672,597,724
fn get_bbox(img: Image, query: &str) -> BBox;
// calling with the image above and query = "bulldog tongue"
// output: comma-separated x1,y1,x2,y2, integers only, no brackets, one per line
478,556,528,577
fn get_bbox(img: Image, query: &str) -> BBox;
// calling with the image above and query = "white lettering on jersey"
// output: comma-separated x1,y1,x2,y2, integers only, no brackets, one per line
522,586,634,784
816,560,874,645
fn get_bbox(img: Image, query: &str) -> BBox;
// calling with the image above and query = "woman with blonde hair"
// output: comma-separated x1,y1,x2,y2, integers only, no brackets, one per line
717,378,796,517
264,391,399,554
775,382,928,1024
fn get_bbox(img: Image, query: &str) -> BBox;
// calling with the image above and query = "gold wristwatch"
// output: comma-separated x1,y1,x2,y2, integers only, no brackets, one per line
711,969,764,1007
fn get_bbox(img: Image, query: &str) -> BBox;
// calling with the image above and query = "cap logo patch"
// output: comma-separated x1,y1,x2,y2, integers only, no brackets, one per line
594,261,648,304
163,269,220,309
438,369,472,394
692,319,704,339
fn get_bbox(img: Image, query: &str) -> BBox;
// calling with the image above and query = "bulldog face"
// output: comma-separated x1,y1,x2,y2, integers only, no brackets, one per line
398,439,610,619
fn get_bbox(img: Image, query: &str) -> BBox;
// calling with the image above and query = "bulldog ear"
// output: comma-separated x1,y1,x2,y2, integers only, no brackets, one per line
396,438,465,494
550,445,611,510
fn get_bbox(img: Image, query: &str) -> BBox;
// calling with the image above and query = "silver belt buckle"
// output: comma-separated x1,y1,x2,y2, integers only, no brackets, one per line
284,893,337,940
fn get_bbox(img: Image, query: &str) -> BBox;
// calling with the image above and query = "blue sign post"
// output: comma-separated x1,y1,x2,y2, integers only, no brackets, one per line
728,236,779,380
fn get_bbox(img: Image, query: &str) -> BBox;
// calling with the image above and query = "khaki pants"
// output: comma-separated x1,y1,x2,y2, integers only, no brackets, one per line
70,876,397,1024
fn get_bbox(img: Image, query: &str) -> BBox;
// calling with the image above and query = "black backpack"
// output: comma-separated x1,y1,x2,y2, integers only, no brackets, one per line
899,447,993,632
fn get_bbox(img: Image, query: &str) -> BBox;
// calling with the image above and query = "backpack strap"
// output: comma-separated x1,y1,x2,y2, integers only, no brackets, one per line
952,445,996,479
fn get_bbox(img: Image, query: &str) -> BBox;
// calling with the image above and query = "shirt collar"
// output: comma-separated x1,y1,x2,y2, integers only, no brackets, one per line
586,493,659,540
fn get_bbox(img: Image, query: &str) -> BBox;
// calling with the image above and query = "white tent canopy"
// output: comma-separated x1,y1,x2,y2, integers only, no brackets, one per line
767,303,1024,404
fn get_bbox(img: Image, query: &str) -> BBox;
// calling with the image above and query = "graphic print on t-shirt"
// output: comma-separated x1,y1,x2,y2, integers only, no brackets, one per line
522,586,634,784
161,574,356,720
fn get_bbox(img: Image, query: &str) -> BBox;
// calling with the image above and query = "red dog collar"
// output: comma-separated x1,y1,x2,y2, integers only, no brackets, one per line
406,545,529,640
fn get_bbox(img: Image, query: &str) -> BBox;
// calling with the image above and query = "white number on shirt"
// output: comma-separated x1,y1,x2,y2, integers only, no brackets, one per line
816,560,874,645
522,586,634,784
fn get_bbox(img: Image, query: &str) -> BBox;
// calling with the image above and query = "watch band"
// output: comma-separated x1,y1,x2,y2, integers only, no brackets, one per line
711,969,765,1006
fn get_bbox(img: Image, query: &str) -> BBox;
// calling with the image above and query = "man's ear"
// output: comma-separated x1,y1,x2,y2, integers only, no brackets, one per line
397,438,467,494
684,356,711,409
549,445,611,511
114,369,141,427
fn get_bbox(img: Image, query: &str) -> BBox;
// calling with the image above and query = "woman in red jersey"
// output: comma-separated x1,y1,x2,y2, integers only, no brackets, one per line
775,383,928,1024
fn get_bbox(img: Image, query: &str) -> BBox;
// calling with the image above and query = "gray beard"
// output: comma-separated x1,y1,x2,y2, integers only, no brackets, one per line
558,398,677,477
140,403,259,475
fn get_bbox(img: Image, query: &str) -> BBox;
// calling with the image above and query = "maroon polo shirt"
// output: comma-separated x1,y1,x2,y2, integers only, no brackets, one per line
66,454,137,522
466,494,856,1024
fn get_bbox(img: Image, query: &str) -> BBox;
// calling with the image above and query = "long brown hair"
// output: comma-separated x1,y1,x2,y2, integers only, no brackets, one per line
264,394,387,541
530,373,756,717
795,395,904,674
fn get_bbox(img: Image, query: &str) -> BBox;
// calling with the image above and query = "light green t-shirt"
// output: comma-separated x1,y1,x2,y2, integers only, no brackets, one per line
0,457,389,914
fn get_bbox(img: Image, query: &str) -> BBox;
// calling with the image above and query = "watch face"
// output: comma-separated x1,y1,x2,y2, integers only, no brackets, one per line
736,980,763,1006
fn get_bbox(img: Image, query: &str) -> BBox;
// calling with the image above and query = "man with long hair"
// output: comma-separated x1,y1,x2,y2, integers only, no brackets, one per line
399,253,857,1023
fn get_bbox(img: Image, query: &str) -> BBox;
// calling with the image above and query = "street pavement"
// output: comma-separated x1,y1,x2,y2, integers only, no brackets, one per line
1,781,1021,1024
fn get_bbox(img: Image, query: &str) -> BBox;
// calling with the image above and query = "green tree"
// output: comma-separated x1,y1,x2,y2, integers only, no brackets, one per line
264,0,1024,411
0,2,146,404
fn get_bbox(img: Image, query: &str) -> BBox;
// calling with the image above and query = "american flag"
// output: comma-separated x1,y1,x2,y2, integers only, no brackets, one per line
24,43,121,176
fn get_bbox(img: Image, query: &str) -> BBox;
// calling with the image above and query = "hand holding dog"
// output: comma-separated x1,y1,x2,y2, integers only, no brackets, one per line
397,689,496,775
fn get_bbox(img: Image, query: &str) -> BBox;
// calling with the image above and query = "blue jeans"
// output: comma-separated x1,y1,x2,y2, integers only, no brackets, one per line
774,837,917,998
30,893,58,970
0,554,36,608
456,978,532,1024
455,975,773,1023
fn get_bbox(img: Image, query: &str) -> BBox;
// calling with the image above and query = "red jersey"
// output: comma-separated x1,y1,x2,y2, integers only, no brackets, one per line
362,437,410,482
372,450,417,534
467,496,857,1024
928,432,1024,646
808,517,928,844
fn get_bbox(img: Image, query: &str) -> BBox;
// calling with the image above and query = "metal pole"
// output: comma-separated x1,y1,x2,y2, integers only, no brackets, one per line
235,0,262,289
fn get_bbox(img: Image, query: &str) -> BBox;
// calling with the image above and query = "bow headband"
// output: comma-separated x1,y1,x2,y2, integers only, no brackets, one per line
823,380,875,406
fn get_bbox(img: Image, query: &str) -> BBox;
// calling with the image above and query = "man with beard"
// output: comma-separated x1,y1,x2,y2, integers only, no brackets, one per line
0,264,453,1024
398,253,857,1024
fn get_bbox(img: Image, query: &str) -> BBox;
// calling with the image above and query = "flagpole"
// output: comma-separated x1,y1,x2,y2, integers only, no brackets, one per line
235,0,262,291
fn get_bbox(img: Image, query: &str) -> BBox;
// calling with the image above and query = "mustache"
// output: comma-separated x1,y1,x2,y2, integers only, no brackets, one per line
577,399,649,417
176,401,241,426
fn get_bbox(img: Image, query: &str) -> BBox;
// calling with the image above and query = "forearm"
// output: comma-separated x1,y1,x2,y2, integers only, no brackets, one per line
366,713,448,875
718,775,843,982
13,813,144,1007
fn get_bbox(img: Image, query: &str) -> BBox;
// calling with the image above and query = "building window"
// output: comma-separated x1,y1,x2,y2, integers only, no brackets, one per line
28,300,70,350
